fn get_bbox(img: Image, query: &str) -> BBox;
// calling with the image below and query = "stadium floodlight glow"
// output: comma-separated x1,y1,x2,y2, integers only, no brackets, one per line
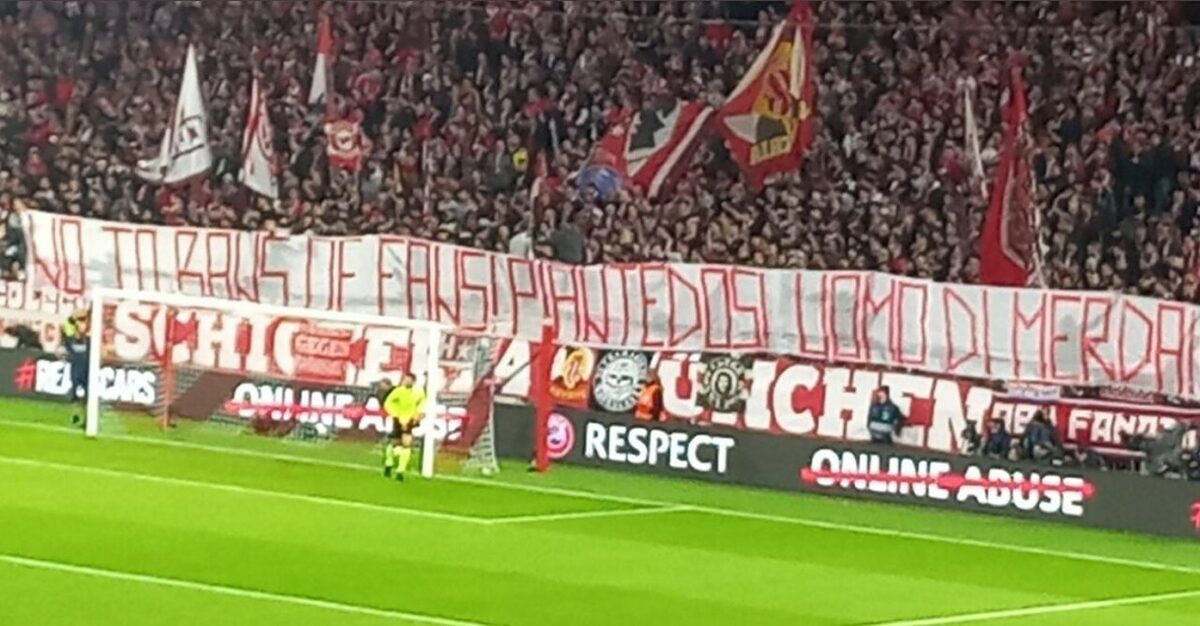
84,287,501,478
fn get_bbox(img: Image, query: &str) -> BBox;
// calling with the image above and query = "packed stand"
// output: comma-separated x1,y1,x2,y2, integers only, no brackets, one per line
3,1,1200,301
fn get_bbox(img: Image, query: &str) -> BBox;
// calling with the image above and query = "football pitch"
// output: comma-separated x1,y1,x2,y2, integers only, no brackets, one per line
1,399,1198,625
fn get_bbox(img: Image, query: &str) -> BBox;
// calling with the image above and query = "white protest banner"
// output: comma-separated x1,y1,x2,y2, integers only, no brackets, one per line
22,210,1200,400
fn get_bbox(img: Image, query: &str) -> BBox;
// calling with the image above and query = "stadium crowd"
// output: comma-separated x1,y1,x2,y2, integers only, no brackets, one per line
3,1,1200,301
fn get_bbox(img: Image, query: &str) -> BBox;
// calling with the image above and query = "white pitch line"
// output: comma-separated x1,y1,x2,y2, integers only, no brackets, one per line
0,554,490,626
869,588,1200,626
0,455,488,526
487,505,692,525
2,419,1199,576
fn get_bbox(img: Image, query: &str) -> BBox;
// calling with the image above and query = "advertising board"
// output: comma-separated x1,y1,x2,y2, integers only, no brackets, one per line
493,407,1200,539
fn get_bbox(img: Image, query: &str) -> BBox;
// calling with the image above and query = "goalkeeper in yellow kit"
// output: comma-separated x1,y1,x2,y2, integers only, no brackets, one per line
382,373,427,481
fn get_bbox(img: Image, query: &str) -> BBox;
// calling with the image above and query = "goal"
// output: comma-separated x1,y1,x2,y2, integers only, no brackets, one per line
83,287,509,477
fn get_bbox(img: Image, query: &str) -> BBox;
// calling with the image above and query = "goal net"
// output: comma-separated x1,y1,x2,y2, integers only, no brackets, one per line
83,288,505,477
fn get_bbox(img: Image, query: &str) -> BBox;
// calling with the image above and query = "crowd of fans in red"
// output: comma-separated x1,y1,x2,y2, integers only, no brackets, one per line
3,1,1200,302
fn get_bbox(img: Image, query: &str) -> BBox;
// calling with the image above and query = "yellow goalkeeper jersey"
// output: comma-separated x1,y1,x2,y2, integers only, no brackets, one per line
384,385,426,426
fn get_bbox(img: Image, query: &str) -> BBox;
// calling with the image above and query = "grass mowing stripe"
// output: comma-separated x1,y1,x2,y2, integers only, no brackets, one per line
868,588,1200,625
0,455,489,525
4,419,1199,577
0,554,491,626
487,505,692,525
679,507,1200,577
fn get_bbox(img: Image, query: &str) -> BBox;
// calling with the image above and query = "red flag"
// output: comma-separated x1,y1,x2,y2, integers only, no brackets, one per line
980,63,1037,287
717,1,817,188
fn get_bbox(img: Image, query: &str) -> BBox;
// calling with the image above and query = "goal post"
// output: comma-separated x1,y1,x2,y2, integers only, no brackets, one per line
83,287,501,478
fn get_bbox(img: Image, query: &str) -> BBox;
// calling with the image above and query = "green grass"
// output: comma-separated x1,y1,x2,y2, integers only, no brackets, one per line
0,398,1198,625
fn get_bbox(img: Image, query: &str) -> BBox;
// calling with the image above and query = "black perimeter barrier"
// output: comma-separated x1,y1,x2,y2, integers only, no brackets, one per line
493,405,1200,540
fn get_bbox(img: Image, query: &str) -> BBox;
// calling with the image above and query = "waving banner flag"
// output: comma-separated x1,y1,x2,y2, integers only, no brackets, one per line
576,98,712,200
980,63,1037,287
136,45,213,185
325,115,369,172
240,76,278,199
308,15,333,106
717,1,816,188
961,77,987,199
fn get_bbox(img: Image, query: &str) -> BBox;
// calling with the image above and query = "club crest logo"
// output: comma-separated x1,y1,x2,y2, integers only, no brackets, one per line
591,350,651,413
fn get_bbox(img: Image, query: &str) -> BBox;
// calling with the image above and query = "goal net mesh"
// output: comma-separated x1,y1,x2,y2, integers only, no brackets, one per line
87,291,502,476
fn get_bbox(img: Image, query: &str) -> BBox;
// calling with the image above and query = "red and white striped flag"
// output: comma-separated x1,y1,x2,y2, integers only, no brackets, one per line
308,15,333,107
240,76,278,199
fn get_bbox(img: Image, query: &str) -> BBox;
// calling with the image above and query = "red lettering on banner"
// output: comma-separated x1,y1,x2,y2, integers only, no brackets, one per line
334,240,358,313
942,287,979,373
174,230,207,295
205,232,234,299
896,282,929,367
701,268,732,349
506,257,539,337
233,231,261,302
616,264,636,346
982,288,993,376
1118,300,1153,383
1081,296,1116,383
100,225,130,290
489,254,502,323
548,264,579,341
668,266,701,348
376,237,404,317
132,228,161,292
405,240,432,321
304,238,317,309
862,275,895,364
795,272,828,360
259,233,291,307
430,246,455,325
1048,294,1083,383
732,268,767,350
1155,303,1187,396
1011,294,1047,380
1188,312,1200,399
456,249,490,332
36,216,86,295
307,237,335,310
639,265,667,348
828,274,862,360
578,269,611,345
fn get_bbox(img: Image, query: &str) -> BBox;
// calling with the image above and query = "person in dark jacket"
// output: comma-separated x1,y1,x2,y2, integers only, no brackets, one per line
867,386,904,444
1019,411,1061,461
981,418,1012,458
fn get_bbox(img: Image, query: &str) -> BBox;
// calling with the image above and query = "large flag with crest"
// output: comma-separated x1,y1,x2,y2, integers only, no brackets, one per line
717,1,816,188
136,45,213,185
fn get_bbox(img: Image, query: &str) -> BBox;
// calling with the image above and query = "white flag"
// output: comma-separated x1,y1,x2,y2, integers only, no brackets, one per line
240,77,278,199
308,16,333,105
962,78,987,199
136,45,213,185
